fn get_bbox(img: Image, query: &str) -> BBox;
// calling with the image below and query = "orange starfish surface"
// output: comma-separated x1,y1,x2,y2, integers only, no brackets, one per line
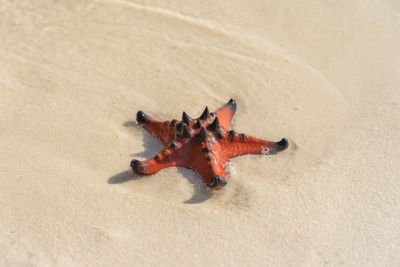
131,99,288,189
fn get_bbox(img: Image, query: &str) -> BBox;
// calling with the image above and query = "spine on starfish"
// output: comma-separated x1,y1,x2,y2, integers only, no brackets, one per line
131,99,288,190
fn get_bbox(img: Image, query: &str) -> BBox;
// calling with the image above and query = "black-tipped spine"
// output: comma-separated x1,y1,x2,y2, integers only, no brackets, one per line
193,120,202,129
182,112,193,125
202,147,213,153
176,122,183,132
216,130,225,139
199,106,210,120
181,124,192,139
198,126,207,141
205,156,213,161
207,117,220,131
170,119,177,127
169,142,178,149
228,130,237,138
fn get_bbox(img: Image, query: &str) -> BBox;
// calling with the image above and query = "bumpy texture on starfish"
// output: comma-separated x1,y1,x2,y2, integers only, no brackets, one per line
131,99,288,189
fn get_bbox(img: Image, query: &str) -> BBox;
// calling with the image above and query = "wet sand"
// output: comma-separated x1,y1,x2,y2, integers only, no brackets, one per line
1,0,399,265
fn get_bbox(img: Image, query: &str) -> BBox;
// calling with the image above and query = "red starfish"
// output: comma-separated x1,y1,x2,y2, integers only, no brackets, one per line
131,99,288,189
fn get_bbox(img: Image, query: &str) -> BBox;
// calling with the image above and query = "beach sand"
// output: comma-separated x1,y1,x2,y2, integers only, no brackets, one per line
1,0,399,265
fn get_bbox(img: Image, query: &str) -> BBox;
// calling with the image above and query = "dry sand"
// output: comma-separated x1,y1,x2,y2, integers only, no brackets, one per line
1,0,400,266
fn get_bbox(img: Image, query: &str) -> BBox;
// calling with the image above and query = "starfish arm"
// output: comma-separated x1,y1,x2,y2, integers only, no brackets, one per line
216,99,237,130
131,145,186,175
136,111,176,146
187,143,228,189
191,161,228,189
131,157,171,175
222,133,288,158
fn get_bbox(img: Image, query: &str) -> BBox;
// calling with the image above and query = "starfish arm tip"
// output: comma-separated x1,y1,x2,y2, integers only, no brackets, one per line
136,110,149,124
227,98,237,111
131,158,165,175
131,159,145,174
208,175,227,189
275,138,289,151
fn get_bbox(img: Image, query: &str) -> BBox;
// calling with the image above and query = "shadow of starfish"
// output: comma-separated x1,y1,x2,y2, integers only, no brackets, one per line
176,167,212,204
107,120,211,204
107,169,137,184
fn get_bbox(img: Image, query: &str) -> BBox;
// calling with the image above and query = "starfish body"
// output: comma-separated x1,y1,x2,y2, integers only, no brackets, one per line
131,99,288,189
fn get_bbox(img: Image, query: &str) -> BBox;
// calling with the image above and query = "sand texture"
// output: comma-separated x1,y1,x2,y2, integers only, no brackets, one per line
1,0,400,266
